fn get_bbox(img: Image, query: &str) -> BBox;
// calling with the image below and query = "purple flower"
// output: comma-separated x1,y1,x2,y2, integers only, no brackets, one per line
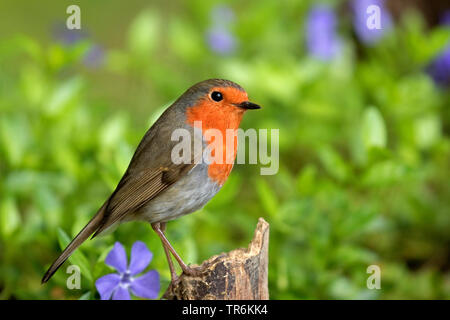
83,45,105,68
306,5,341,61
206,5,237,55
441,10,450,26
426,45,450,87
351,0,392,45
207,27,236,54
95,241,160,300
52,23,87,45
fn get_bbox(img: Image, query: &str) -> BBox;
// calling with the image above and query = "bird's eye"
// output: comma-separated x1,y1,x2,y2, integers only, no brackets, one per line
211,91,223,102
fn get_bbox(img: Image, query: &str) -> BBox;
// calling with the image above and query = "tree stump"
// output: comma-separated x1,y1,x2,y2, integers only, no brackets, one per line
163,217,269,300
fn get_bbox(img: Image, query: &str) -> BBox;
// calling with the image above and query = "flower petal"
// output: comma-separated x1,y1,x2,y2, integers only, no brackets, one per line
130,270,160,299
105,242,128,273
95,273,120,300
112,286,131,300
129,241,153,276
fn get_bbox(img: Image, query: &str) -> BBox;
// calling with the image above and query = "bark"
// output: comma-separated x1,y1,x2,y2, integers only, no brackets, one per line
163,217,269,300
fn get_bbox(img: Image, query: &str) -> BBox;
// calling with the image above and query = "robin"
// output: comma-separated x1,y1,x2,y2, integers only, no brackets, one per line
42,79,260,284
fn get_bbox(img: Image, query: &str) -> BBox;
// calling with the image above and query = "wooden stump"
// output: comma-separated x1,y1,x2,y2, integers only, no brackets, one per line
163,217,269,300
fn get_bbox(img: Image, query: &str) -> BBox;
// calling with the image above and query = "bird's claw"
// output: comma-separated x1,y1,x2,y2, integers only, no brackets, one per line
170,275,180,287
182,265,204,277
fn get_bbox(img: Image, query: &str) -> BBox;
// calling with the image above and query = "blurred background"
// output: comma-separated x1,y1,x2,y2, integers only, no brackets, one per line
0,0,449,299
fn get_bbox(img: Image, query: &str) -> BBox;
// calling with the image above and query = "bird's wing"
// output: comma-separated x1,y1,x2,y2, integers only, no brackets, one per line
92,162,196,237
91,102,202,237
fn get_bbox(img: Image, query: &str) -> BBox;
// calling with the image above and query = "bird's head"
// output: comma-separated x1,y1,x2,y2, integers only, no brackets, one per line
182,79,260,131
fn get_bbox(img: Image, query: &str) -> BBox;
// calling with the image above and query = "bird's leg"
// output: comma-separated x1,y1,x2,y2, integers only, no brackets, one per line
151,222,201,277
158,222,178,282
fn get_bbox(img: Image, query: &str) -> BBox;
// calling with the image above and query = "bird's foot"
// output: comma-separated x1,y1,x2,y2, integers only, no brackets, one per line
168,275,180,289
181,265,204,277
167,265,179,283
161,276,181,300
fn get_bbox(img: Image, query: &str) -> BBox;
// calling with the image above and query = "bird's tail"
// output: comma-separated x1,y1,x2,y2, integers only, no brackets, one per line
41,201,108,284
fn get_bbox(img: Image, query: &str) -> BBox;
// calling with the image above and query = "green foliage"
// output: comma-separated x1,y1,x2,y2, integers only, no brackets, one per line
57,229,93,284
0,1,449,300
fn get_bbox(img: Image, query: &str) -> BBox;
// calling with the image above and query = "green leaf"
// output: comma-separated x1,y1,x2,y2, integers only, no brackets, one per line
127,10,159,57
169,20,204,62
362,107,387,149
0,196,21,237
362,160,407,187
318,146,350,182
0,114,30,166
57,228,93,283
296,165,318,195
414,115,441,149
78,291,91,300
256,178,279,216
46,77,83,115
99,115,127,149
207,174,241,209
20,63,47,105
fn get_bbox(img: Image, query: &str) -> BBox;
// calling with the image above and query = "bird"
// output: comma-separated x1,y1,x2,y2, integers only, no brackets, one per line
42,79,260,284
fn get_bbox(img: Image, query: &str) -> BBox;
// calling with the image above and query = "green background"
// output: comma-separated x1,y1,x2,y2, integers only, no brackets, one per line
0,0,449,299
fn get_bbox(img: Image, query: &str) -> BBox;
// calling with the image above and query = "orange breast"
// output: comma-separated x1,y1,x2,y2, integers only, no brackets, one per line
186,93,245,185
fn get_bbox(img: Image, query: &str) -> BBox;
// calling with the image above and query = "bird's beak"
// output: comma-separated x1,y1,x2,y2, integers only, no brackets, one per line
236,101,261,110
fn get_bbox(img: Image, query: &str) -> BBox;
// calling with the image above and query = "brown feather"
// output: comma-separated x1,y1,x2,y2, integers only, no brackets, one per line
41,201,108,283
92,163,196,238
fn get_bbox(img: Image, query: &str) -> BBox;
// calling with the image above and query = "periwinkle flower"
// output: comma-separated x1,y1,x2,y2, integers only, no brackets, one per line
206,5,237,55
95,241,160,300
207,27,236,54
306,5,341,61
53,23,86,45
52,22,104,69
83,45,105,68
426,45,450,87
441,10,450,26
351,0,392,45
426,11,450,87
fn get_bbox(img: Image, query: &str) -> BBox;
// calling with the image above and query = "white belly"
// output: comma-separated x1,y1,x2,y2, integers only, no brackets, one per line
136,163,221,223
